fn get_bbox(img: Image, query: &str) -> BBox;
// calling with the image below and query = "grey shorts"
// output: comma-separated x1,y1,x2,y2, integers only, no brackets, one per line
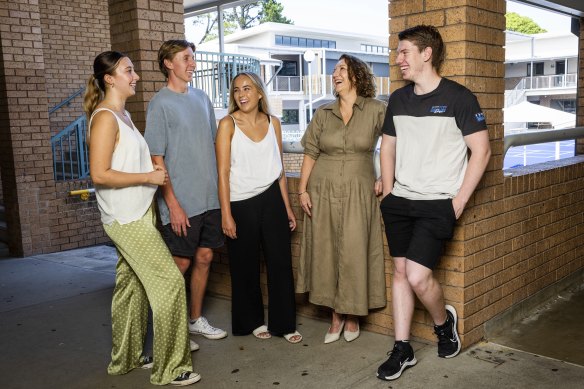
380,194,456,270
160,209,224,258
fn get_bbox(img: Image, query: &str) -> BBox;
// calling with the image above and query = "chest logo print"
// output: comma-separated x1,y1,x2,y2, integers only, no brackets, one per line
430,105,447,114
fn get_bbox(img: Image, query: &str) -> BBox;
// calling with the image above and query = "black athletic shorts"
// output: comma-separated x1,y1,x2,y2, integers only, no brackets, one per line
380,194,456,270
160,208,224,257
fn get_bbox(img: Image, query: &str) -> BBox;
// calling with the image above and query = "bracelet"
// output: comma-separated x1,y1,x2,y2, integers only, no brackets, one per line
298,191,307,196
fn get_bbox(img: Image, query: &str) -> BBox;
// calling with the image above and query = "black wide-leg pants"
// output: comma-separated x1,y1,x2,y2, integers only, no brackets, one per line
227,180,296,336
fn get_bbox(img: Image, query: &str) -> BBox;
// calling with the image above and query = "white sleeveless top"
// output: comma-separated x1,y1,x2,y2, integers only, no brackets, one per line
229,115,283,201
89,108,157,225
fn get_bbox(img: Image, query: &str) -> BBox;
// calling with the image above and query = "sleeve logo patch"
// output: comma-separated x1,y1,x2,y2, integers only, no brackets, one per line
430,105,447,114
475,112,485,122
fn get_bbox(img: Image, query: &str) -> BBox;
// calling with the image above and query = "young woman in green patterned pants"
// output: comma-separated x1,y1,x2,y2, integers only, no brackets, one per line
84,51,200,386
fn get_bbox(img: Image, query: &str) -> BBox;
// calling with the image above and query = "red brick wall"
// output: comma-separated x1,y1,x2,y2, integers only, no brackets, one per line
108,0,185,133
39,0,110,136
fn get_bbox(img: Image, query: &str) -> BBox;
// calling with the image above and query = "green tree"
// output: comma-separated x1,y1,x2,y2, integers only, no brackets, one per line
260,0,293,24
506,12,547,34
193,0,293,44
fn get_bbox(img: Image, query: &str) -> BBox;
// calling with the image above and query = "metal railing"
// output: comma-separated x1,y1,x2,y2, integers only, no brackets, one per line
51,115,89,181
504,126,584,158
49,87,84,115
272,76,302,92
191,51,261,108
521,73,577,90
505,73,577,107
269,75,390,96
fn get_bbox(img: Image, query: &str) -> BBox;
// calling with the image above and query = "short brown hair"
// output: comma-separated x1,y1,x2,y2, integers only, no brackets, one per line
157,40,196,78
398,25,445,73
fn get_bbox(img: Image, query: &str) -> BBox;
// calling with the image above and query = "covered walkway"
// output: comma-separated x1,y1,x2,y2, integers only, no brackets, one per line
1,246,583,388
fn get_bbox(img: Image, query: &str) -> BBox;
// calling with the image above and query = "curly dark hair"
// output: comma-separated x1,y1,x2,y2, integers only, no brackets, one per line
337,54,376,98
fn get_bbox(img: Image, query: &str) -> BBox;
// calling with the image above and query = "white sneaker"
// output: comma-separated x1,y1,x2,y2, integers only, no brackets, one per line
188,316,227,339
189,339,200,352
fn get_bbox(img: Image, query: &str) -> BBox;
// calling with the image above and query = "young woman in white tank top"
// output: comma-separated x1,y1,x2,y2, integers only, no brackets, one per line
84,51,199,386
216,72,302,344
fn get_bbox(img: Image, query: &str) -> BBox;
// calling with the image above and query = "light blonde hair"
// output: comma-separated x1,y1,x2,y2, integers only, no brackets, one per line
228,72,271,115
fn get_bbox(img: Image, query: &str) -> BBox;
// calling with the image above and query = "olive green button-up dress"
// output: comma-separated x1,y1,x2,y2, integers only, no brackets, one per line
296,96,387,316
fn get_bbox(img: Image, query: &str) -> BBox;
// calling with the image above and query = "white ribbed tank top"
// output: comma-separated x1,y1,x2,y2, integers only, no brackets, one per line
89,108,157,225
229,115,282,201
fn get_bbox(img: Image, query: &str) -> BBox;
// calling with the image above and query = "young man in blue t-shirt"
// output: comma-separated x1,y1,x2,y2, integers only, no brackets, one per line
145,40,227,349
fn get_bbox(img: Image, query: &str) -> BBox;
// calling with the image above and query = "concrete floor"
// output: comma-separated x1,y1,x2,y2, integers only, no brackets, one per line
489,281,584,367
1,245,583,389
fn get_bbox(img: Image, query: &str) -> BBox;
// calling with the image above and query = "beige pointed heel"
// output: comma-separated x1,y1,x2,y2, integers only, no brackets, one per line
324,320,345,344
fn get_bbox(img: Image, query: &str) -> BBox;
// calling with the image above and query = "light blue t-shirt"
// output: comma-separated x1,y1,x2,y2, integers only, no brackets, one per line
144,86,220,225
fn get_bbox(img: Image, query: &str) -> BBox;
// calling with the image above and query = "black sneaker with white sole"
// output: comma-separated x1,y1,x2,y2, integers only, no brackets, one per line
171,371,201,386
376,341,417,381
434,304,461,358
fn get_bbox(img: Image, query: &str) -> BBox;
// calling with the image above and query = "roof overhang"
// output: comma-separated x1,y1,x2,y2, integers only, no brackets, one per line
514,0,584,17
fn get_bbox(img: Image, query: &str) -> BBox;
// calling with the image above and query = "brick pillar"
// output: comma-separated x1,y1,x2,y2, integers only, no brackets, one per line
388,0,505,346
0,0,54,256
108,0,185,132
577,17,584,155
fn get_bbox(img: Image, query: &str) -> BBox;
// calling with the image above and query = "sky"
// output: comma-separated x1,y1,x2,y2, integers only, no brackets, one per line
185,0,572,44
185,0,388,44
506,1,571,32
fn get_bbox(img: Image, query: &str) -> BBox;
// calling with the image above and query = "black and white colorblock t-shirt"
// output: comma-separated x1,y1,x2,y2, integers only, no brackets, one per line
381,78,487,200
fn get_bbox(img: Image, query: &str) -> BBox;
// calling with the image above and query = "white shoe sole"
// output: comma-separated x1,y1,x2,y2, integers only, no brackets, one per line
189,330,227,340
170,372,201,386
443,304,461,358
377,357,417,381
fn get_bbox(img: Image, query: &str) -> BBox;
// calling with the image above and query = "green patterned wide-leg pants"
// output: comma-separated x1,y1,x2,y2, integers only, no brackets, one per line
103,207,193,385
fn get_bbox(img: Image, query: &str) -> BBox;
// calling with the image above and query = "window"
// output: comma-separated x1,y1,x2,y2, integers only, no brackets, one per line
555,61,565,75
279,60,298,77
527,62,544,76
553,99,576,114
281,109,299,124
275,35,336,49
361,44,389,54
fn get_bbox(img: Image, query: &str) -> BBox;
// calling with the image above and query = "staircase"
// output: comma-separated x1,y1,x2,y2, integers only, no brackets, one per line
50,89,89,181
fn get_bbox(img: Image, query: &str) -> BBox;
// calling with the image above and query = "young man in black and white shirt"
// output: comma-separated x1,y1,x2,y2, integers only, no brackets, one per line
377,25,491,381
